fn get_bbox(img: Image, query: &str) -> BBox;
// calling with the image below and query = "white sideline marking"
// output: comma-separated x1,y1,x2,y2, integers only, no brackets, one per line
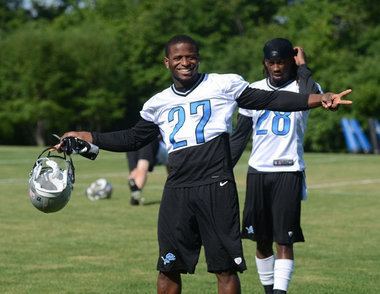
0,173,128,185
308,178,380,189
1,176,380,190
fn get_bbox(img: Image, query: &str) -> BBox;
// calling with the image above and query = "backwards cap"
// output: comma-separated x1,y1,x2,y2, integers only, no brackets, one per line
263,38,295,60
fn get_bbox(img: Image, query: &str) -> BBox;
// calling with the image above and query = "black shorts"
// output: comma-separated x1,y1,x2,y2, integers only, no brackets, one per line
241,172,305,244
126,138,159,172
157,181,246,274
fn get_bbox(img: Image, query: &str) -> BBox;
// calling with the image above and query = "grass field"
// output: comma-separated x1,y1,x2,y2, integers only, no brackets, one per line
0,146,379,293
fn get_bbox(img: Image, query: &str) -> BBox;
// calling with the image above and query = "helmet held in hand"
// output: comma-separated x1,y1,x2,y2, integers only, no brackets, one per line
29,148,75,213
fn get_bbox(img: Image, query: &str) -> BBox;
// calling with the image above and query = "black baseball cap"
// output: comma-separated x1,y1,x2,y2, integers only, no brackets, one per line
263,38,295,60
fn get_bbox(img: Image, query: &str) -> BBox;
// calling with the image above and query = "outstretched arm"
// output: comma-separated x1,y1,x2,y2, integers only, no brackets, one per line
55,118,160,153
236,87,351,111
308,90,352,109
91,119,159,152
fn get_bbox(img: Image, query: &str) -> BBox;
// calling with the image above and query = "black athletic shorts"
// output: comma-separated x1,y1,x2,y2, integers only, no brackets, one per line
241,172,305,244
126,137,159,172
157,180,246,274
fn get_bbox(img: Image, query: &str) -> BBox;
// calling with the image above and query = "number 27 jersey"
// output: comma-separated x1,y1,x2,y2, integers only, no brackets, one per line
140,73,248,186
140,73,248,154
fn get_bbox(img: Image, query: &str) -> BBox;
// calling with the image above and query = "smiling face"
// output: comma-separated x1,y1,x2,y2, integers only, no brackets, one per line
264,57,295,87
164,42,200,89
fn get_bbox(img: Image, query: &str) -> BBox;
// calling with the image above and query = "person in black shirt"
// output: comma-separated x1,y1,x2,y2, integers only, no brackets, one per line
230,38,322,294
127,136,168,205
56,35,351,294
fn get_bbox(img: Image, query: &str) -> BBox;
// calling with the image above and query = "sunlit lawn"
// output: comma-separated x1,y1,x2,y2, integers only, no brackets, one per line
0,146,379,293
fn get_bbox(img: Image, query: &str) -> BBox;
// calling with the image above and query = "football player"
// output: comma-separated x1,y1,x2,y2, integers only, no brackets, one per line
127,135,168,205
55,35,351,294
230,38,322,294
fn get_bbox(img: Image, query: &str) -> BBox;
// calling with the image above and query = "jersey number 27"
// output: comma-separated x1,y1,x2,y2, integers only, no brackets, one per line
168,100,211,149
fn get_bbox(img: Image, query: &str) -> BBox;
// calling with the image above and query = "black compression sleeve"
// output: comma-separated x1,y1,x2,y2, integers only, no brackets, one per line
236,86,309,111
91,118,160,152
297,64,321,94
230,114,253,167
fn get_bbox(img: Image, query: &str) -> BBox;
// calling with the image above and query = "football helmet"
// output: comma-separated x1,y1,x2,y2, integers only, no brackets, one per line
85,178,112,201
29,148,75,213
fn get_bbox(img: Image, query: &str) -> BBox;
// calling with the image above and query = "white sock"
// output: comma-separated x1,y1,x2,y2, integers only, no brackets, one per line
255,255,275,286
274,259,294,291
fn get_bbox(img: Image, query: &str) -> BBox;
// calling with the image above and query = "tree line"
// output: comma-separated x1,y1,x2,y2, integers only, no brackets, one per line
0,0,379,151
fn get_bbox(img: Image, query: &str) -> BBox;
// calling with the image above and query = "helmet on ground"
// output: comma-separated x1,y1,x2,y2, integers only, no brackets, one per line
29,148,75,213
85,178,112,201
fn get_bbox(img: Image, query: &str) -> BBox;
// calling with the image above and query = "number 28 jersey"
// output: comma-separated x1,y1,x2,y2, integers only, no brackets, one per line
239,78,321,172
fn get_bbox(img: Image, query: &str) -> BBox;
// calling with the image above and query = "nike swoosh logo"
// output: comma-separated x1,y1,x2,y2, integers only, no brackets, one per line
219,181,228,187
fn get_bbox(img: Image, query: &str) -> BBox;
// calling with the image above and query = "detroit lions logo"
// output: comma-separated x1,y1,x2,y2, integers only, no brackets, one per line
245,225,254,235
161,252,176,265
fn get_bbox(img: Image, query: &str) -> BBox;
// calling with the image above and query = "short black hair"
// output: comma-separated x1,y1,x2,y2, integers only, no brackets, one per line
165,35,199,57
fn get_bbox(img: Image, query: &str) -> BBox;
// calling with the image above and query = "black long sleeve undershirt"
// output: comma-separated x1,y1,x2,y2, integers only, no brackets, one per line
91,119,160,152
229,114,253,167
297,64,321,95
92,79,312,152
236,87,309,111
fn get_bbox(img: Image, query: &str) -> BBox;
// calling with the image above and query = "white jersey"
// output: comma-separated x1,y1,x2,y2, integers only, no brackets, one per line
239,78,322,172
93,72,312,186
141,73,248,154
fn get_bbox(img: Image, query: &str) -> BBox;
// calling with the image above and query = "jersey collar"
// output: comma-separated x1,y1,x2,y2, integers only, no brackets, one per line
171,73,205,96
266,78,295,91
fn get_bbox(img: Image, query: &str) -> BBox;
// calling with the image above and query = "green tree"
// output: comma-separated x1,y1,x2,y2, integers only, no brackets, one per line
0,25,79,145
0,0,379,149
0,0,31,34
266,0,380,151
0,19,125,145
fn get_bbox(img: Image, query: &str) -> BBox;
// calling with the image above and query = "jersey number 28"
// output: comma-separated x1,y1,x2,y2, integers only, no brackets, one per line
256,111,291,136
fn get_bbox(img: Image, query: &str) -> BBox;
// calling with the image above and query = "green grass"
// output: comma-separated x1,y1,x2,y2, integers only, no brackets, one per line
0,146,379,293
